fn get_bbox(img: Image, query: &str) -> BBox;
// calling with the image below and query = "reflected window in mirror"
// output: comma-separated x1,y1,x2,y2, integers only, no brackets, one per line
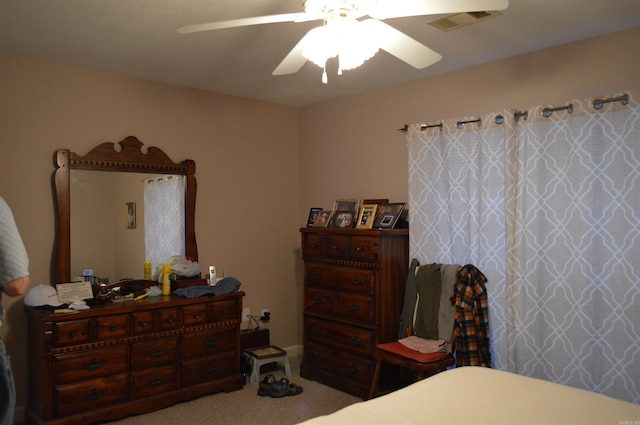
144,175,186,275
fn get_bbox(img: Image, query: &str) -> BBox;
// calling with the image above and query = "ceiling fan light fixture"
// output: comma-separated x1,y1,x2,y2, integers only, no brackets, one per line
302,15,380,83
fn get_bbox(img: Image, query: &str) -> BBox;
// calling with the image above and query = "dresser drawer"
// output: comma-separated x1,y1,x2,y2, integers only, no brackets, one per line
306,318,374,355
338,351,373,385
54,319,90,346
158,307,179,331
305,264,339,289
210,299,237,323
305,287,336,314
326,235,348,260
54,346,129,385
181,352,236,387
182,304,208,326
349,236,378,262
131,337,178,370
54,374,129,417
96,314,129,340
304,342,338,373
131,311,154,335
181,327,237,358
337,293,374,322
303,233,325,257
336,268,375,295
131,365,179,399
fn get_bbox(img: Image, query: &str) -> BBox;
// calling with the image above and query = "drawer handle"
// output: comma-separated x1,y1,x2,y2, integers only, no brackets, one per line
222,309,229,315
348,303,360,311
69,330,78,338
83,389,104,402
347,363,360,374
139,321,148,328
350,278,363,286
149,375,165,387
310,243,318,249
313,296,326,305
166,316,175,323
355,246,363,251
82,358,104,371
193,313,201,319
109,325,118,332
351,337,363,346
313,272,324,280
205,364,217,374
148,348,166,358
331,245,339,250
204,338,218,348
313,353,326,362
312,327,325,336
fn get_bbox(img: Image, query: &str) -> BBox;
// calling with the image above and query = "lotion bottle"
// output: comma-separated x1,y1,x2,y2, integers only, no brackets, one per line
162,263,171,295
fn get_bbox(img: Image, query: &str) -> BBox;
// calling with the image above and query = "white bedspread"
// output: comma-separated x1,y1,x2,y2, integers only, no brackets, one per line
298,367,640,425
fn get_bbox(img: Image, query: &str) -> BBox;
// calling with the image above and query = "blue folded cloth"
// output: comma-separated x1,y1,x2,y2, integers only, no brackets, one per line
173,277,241,298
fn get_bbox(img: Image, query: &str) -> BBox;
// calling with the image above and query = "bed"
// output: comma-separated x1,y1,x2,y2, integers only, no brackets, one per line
297,367,640,425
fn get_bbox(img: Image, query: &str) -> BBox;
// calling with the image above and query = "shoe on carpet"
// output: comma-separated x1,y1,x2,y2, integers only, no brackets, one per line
257,374,276,397
269,377,303,398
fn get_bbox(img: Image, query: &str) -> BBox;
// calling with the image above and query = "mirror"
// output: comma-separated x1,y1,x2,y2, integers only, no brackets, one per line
54,136,197,284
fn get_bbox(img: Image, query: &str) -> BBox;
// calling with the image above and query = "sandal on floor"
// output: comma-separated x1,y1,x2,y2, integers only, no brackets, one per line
285,383,303,396
257,374,276,397
269,377,291,398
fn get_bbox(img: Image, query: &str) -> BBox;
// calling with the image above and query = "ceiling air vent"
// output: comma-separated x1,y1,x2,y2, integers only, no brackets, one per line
427,10,502,32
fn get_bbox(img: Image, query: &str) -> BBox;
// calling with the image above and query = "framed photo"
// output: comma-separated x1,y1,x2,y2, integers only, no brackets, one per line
330,210,357,229
312,210,333,228
373,202,405,229
332,198,360,214
126,202,136,229
356,204,378,229
307,207,323,227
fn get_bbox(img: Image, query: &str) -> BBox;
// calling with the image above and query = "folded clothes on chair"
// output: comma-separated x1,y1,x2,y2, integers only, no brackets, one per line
398,336,446,353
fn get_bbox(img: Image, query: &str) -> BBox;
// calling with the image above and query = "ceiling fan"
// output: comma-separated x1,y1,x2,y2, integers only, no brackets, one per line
178,0,509,83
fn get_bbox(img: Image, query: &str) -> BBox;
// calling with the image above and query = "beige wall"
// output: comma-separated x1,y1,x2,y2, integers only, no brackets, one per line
299,26,640,214
1,25,639,420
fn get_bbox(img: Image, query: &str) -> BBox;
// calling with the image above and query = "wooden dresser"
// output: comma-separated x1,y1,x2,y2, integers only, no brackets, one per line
24,291,244,425
299,227,408,399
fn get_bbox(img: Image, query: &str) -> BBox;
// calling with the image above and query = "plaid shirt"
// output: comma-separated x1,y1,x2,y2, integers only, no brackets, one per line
451,264,491,367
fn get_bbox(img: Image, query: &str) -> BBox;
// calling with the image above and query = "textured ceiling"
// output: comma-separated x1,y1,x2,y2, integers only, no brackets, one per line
1,0,639,106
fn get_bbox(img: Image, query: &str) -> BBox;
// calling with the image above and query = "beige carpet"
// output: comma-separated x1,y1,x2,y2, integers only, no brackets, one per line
105,357,361,425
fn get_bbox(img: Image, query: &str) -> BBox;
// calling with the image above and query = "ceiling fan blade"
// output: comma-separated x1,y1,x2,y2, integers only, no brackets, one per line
177,12,320,34
272,31,314,75
361,19,441,69
368,0,508,20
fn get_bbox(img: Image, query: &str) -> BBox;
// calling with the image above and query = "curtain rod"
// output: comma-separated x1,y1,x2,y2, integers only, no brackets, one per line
398,93,630,131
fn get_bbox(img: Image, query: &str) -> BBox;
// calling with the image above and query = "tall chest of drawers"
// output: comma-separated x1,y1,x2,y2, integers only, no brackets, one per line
300,228,408,399
24,291,244,425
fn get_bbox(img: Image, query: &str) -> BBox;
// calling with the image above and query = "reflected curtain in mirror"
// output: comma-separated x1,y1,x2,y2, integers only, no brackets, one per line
144,175,186,273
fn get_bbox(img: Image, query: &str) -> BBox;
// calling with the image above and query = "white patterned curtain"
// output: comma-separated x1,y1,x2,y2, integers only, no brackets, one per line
406,93,640,403
144,175,186,271
406,112,513,371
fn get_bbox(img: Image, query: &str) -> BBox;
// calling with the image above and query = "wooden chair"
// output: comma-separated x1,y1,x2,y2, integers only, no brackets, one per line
367,264,457,400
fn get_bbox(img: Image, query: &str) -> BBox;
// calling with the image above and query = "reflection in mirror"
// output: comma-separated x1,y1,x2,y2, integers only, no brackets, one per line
71,171,145,283
71,171,186,283
54,136,197,284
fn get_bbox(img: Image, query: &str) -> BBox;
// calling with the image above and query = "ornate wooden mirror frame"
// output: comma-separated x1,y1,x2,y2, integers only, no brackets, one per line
53,135,197,283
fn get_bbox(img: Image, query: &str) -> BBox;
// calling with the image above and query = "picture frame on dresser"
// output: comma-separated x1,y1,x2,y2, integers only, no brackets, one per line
373,202,405,229
332,198,360,213
312,210,333,227
307,208,323,227
329,210,357,228
356,204,378,229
